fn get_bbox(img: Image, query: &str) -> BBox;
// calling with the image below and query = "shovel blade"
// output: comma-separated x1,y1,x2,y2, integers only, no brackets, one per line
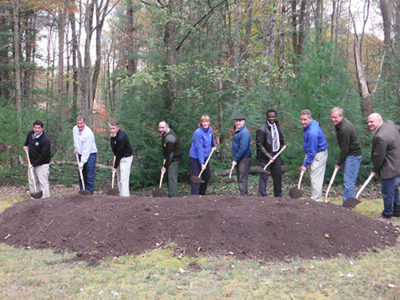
153,187,167,197
343,198,361,208
289,187,304,199
254,166,269,174
78,190,91,195
30,191,43,199
191,176,204,184
106,188,119,196
223,178,235,183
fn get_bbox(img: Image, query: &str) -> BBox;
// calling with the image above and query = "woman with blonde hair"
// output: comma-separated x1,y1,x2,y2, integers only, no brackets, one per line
189,115,216,195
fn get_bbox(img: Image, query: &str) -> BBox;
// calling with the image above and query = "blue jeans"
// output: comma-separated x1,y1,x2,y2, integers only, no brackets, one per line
343,155,362,202
190,157,211,195
78,153,96,194
381,175,400,219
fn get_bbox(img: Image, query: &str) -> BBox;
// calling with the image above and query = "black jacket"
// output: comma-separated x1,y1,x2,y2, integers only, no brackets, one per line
256,121,286,162
162,129,182,167
110,129,133,168
371,120,400,179
24,130,51,166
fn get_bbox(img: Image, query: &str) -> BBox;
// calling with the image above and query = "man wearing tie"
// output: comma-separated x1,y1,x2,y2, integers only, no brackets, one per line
256,109,288,197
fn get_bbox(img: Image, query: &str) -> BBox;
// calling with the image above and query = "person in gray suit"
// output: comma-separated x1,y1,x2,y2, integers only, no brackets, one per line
367,113,400,220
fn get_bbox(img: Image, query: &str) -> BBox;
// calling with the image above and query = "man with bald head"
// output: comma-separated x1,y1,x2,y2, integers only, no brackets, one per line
158,120,182,197
368,113,400,220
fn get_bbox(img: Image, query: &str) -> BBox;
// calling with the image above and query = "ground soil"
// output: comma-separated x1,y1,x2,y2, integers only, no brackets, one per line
0,193,398,265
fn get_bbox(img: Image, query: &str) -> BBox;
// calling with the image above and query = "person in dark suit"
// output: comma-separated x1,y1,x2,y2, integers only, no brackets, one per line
368,113,400,220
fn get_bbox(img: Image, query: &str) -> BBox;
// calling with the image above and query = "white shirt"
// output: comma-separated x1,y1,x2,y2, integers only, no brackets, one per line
73,125,98,167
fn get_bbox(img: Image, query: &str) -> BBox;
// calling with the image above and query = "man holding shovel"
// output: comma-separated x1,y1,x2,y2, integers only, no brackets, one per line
330,107,362,206
368,113,400,220
23,120,51,198
109,121,133,197
73,115,97,194
159,120,182,197
300,109,328,202
231,115,252,195
256,109,287,197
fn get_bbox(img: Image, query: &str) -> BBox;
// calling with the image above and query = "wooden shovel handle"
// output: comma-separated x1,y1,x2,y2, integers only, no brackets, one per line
159,159,166,188
228,164,235,178
24,148,37,192
325,168,338,202
75,152,86,190
298,171,305,190
356,173,374,199
198,147,216,178
263,145,287,171
111,156,116,189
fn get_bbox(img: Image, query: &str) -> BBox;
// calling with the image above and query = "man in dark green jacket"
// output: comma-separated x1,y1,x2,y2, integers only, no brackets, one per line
330,107,362,205
159,120,182,197
368,113,400,220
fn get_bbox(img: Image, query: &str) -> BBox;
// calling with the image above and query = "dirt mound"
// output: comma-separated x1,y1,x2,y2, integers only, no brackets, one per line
0,194,397,265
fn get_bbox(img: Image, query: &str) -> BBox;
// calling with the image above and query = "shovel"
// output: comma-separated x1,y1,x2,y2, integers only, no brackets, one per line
223,164,235,183
324,168,338,202
289,170,305,198
107,156,119,195
255,145,287,174
153,159,167,197
192,147,216,184
24,148,43,199
343,173,374,208
75,153,91,195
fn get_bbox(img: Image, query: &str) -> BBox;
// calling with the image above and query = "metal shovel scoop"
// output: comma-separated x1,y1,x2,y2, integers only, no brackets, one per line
255,145,287,174
343,173,374,208
192,148,216,184
107,156,119,195
223,164,235,183
153,159,167,197
24,148,43,199
289,170,305,198
324,168,338,202
75,153,91,195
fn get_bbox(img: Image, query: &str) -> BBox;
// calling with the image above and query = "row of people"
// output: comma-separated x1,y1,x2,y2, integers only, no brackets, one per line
23,109,400,220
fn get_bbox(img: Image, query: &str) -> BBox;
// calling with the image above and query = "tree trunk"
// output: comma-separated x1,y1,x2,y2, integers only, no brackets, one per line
69,5,79,118
58,1,66,133
263,0,278,75
354,38,373,119
13,0,22,137
126,0,136,75
0,6,10,100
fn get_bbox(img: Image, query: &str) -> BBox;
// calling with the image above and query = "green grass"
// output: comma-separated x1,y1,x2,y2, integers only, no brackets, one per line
0,179,399,299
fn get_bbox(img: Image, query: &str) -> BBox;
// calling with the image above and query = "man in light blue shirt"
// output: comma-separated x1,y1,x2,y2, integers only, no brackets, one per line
73,115,98,194
300,109,328,202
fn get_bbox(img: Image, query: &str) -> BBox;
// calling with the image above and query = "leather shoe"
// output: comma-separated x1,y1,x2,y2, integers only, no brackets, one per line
392,211,400,217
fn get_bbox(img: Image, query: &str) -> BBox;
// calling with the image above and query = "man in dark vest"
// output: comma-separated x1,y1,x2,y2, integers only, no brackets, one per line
158,120,182,197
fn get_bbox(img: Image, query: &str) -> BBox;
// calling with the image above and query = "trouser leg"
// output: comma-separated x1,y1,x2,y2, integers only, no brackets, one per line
270,156,282,197
236,157,251,195
83,153,96,194
167,161,180,197
342,155,362,202
118,155,133,197
309,150,328,202
28,168,40,195
258,161,268,197
35,164,50,198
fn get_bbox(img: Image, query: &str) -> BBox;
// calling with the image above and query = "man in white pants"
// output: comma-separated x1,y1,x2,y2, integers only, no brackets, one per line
300,109,328,202
109,122,133,197
23,120,51,198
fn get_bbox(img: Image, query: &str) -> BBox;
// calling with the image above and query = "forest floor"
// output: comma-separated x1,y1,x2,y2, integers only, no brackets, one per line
0,183,398,266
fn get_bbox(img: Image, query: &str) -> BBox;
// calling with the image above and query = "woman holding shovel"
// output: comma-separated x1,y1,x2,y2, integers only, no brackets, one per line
190,115,216,195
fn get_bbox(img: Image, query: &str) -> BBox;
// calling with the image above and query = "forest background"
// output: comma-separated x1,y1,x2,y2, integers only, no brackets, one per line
0,0,399,189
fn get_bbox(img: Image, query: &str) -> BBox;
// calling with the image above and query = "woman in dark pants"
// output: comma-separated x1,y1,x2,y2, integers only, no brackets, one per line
190,115,216,195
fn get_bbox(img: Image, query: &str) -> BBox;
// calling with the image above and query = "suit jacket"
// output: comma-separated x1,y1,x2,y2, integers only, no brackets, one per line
371,120,400,179
256,121,286,162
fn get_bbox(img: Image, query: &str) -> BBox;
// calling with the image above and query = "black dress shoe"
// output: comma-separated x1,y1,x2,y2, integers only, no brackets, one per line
392,211,400,217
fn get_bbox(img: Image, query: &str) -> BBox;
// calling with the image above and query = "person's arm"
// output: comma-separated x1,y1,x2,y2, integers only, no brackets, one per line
371,136,387,174
193,131,205,164
164,137,176,168
79,130,95,167
302,131,318,167
337,129,350,166
255,128,272,159
113,134,128,169
24,132,30,147
234,131,250,162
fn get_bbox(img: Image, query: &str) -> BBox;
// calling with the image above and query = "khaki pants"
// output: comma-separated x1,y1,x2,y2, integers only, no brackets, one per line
309,150,328,202
117,155,133,197
28,164,50,198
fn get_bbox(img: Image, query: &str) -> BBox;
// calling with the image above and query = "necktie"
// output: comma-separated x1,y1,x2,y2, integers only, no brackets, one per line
272,124,279,152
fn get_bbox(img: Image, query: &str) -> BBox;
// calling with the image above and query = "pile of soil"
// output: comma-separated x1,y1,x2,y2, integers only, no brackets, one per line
0,194,397,265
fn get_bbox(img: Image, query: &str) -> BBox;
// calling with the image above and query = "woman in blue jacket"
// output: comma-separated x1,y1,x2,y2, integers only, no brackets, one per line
190,115,216,195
